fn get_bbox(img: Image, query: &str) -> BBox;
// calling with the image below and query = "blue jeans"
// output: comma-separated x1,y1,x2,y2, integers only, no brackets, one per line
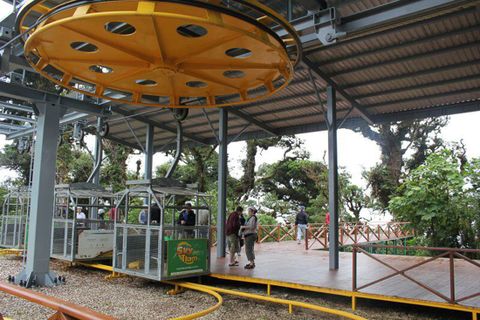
297,224,307,242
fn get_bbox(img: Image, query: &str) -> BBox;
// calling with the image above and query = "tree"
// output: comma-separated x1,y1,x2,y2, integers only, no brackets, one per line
343,183,365,222
156,145,219,192
0,144,32,185
389,148,479,248
355,117,448,210
101,140,132,191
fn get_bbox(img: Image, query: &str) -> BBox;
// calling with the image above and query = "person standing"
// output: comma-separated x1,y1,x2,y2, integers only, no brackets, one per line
241,207,258,269
226,206,243,267
295,206,308,244
138,209,147,224
237,209,246,256
178,203,196,238
76,207,86,220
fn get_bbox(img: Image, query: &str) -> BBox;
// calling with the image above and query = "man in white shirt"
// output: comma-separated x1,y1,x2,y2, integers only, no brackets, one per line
76,207,86,220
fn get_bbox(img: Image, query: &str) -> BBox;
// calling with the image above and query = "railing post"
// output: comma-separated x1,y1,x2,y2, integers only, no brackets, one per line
277,224,281,242
305,227,309,250
340,225,343,245
449,251,455,303
352,246,357,291
257,225,261,244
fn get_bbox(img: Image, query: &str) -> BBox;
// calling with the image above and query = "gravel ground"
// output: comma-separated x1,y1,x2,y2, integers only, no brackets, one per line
0,256,471,320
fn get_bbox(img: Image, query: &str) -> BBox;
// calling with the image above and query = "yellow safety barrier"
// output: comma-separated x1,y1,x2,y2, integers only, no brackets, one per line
172,282,366,320
75,263,222,320
0,249,23,257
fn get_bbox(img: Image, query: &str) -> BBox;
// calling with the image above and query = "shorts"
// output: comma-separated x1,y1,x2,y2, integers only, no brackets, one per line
227,234,239,255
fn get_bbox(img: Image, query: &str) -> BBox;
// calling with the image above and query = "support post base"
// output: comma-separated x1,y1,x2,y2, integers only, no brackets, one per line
15,269,59,288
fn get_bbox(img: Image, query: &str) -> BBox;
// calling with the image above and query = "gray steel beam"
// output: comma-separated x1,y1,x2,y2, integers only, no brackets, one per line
282,0,473,48
365,87,480,109
0,113,35,123
0,101,33,113
16,102,60,287
308,6,475,54
341,58,480,90
317,24,480,67
112,107,208,146
303,57,374,124
6,111,90,139
337,0,474,35
189,100,480,146
329,40,480,78
353,74,480,100
92,118,102,186
228,108,279,136
0,82,107,116
104,134,140,150
216,108,228,259
0,122,28,131
326,86,339,271
144,124,154,180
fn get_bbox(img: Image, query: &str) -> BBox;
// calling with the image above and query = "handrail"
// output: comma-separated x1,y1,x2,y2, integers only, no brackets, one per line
210,222,414,248
174,281,367,320
77,263,223,320
164,281,223,320
352,244,480,305
0,282,116,320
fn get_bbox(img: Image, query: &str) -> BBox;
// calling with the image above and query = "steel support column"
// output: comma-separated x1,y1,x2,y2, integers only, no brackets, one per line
16,102,61,287
90,117,103,220
327,86,339,270
216,108,228,258
144,124,154,180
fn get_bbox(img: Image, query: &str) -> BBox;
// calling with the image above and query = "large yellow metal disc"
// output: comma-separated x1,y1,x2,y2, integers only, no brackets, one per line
19,0,300,108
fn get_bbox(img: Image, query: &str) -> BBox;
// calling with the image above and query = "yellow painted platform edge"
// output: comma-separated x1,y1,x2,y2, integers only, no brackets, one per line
209,273,480,314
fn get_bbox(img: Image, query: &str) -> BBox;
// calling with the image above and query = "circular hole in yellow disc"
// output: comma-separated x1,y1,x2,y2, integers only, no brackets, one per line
225,48,252,58
89,65,113,74
223,70,246,79
186,81,208,88
105,22,136,35
70,41,98,52
176,24,208,38
135,79,157,86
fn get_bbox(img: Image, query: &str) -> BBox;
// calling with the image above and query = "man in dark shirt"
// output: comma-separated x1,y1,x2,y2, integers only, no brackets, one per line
150,203,161,224
178,203,196,238
295,205,308,244
226,206,243,266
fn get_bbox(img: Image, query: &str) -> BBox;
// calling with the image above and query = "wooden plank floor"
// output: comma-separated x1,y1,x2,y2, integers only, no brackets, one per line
211,241,480,309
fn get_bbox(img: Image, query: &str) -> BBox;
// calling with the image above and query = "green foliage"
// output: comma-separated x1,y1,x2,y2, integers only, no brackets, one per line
0,143,32,185
257,214,276,225
57,137,93,183
389,149,480,248
102,140,132,192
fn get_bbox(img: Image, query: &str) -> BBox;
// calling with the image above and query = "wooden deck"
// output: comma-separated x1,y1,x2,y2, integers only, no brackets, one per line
210,242,480,311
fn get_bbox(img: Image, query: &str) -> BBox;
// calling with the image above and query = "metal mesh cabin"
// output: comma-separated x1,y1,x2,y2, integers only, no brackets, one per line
51,183,115,262
113,179,211,280
0,188,30,249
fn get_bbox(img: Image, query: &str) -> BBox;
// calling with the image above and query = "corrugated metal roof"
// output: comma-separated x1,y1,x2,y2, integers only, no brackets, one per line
4,0,480,149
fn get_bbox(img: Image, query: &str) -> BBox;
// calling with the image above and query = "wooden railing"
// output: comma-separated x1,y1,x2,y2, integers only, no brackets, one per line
352,244,480,305
0,282,115,320
305,222,414,249
210,222,414,249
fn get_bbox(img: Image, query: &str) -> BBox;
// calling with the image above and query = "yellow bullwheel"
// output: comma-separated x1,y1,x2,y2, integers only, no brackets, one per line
17,0,301,108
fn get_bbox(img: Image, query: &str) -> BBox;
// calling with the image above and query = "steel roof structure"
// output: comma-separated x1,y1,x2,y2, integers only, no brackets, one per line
1,0,479,151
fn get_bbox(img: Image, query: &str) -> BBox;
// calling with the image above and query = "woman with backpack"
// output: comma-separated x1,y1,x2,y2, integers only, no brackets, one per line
241,207,258,269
